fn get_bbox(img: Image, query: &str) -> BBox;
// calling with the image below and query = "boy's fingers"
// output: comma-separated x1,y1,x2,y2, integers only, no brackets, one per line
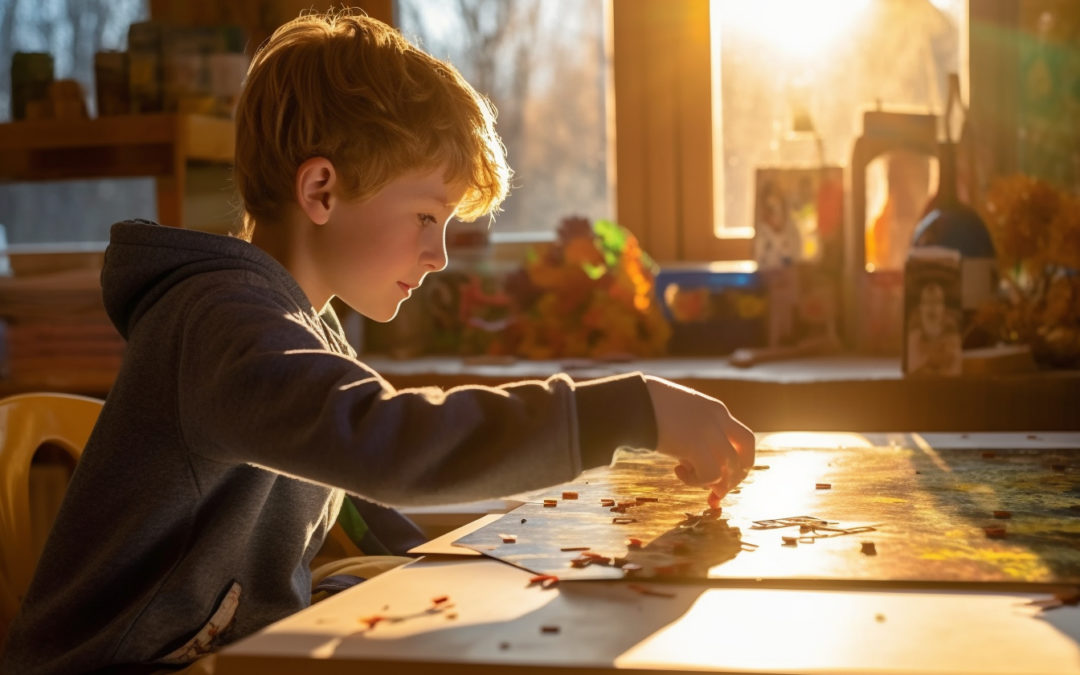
675,458,723,487
676,463,728,507
674,461,697,485
728,417,756,469
707,485,723,508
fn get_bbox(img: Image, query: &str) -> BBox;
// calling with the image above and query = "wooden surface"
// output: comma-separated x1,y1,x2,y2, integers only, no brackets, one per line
366,355,1080,432
455,435,1080,587
0,113,235,228
216,432,1080,675
4,354,1078,431
612,0,751,262
217,557,1080,675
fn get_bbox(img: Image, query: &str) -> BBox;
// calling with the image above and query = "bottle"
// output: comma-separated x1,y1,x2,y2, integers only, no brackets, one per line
910,73,997,349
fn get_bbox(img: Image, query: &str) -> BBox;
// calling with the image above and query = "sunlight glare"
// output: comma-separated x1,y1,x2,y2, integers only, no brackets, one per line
758,431,874,450
619,589,855,670
717,0,872,59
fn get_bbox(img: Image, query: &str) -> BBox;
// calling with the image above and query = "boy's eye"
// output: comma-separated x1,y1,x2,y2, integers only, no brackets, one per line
418,213,437,227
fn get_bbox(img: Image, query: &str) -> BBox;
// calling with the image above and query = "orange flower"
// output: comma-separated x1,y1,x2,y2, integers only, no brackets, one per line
491,217,670,359
563,236,605,268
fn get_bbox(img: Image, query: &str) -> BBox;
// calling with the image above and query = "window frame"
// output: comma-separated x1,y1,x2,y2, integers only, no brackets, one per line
610,0,749,263
387,0,1011,264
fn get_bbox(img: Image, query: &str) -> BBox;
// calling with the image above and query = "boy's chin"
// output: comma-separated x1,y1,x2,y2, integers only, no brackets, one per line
363,301,405,324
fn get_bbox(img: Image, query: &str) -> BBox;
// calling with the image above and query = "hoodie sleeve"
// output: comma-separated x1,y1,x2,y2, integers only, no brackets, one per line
176,286,657,507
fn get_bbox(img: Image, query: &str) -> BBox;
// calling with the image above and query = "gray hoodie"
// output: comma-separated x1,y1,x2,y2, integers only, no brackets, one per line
0,220,656,674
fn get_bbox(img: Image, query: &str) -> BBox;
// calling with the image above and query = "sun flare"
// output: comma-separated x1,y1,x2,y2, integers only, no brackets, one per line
714,0,872,59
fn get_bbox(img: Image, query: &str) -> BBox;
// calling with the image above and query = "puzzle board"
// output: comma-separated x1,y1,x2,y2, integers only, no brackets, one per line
453,439,1080,587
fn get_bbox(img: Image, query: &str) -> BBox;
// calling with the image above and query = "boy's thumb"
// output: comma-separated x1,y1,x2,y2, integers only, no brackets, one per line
674,461,701,485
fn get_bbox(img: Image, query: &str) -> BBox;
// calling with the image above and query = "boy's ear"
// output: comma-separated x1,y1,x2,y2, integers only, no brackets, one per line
295,157,337,225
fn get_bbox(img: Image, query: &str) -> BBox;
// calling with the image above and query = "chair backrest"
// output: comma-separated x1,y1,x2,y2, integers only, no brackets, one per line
0,392,103,639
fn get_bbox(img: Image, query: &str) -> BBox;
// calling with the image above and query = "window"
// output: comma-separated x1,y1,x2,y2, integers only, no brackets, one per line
0,0,153,246
396,0,611,239
711,0,968,263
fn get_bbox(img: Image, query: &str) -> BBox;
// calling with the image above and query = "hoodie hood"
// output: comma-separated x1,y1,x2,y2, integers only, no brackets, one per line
102,219,313,339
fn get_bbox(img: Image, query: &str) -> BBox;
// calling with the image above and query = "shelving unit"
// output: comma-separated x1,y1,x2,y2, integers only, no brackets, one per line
0,114,236,393
0,113,235,228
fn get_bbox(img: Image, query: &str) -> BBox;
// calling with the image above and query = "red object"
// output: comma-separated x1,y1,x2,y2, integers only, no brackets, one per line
600,499,615,506
528,574,560,589
816,175,844,238
626,537,643,549
654,563,690,576
562,491,579,499
544,499,558,507
982,451,997,459
993,510,1012,519
635,496,659,503
984,525,1007,539
816,483,832,490
359,615,385,629
500,534,518,543
431,595,450,605
541,625,561,634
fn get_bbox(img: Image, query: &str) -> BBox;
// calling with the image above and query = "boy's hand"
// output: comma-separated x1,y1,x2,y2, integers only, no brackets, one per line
645,375,755,506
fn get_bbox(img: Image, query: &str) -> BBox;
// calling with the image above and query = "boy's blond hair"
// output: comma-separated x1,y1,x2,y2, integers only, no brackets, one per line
233,9,510,239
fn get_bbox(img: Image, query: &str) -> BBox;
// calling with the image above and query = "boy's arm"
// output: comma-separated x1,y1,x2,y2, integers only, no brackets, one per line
176,291,657,507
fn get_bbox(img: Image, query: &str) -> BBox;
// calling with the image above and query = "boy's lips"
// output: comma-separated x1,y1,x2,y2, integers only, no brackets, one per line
397,281,416,296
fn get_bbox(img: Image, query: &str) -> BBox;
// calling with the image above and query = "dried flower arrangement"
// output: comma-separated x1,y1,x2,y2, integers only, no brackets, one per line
978,174,1080,366
495,217,672,360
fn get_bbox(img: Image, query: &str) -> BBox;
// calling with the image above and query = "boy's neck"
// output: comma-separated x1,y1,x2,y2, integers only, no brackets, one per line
250,217,333,312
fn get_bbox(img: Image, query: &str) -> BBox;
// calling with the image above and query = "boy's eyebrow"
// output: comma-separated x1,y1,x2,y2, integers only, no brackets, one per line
420,190,458,208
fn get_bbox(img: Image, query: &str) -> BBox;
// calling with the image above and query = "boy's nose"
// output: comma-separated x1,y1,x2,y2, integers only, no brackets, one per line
422,228,449,272
421,243,448,272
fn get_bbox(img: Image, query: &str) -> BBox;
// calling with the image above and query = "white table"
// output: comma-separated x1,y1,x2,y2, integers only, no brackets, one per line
217,432,1080,674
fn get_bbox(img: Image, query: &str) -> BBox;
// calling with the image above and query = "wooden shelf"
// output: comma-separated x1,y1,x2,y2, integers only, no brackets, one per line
3,352,1077,431
0,113,235,227
363,355,1080,432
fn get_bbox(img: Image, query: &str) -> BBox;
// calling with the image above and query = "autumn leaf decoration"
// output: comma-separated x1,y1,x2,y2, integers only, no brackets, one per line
497,217,672,360
978,174,1080,366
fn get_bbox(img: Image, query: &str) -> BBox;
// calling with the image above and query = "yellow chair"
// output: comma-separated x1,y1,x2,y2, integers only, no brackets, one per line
0,392,103,640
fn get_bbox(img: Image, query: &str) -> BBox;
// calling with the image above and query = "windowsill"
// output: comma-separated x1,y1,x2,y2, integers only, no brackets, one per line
361,354,1080,433
2,354,1075,431
362,353,903,383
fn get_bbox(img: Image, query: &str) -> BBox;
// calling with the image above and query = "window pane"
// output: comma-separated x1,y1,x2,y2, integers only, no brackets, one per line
0,0,152,246
397,0,610,238
711,0,967,245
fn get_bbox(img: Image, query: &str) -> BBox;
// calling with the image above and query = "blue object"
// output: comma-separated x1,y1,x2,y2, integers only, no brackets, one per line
912,206,996,258
655,262,766,355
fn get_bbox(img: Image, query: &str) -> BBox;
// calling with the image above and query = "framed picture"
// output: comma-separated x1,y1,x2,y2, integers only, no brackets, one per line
752,166,844,348
903,247,962,375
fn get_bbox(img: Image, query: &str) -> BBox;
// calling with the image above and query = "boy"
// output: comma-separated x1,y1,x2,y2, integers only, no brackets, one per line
0,10,753,674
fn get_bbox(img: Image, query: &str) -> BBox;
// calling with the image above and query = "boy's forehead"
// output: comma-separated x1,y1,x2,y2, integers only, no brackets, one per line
396,168,467,206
